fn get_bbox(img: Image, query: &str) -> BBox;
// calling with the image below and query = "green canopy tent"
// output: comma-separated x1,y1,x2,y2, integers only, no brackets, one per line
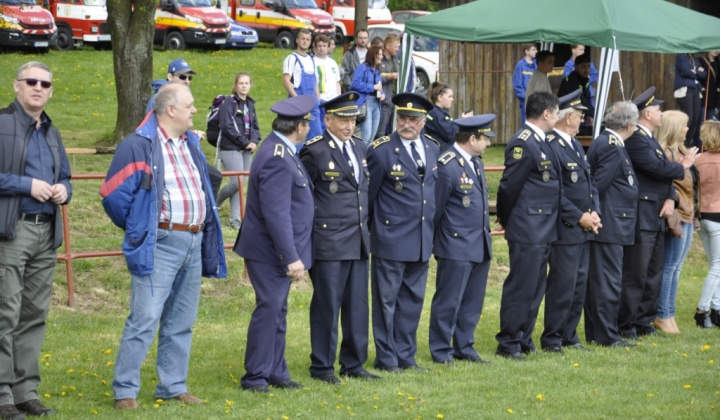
404,0,720,137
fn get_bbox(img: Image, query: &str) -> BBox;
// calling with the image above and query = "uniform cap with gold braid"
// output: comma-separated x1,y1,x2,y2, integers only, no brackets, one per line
632,86,664,112
392,92,434,117
558,89,588,111
453,114,497,137
320,91,361,117
270,95,316,120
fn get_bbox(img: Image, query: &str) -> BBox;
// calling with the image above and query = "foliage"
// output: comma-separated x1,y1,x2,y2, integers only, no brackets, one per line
387,0,438,13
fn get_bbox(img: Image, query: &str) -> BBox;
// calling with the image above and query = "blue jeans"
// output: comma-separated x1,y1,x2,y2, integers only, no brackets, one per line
360,97,381,147
699,219,720,311
658,222,693,318
112,229,203,400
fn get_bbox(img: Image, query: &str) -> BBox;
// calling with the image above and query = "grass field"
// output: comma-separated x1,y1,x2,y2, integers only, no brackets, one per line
1,46,719,419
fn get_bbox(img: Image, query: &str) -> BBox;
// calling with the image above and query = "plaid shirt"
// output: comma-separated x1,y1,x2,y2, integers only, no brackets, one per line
157,126,206,225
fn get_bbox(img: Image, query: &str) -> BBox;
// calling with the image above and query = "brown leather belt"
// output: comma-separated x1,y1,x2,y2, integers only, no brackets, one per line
158,222,204,233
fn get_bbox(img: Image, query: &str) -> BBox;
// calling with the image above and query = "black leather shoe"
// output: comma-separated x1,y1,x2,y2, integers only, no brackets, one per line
0,405,25,420
542,345,565,354
402,365,430,372
695,310,713,328
272,379,305,389
455,356,492,364
608,340,637,348
341,370,382,380
565,343,592,352
711,309,720,327
243,384,270,393
311,374,341,385
495,350,527,361
15,400,54,417
374,365,403,373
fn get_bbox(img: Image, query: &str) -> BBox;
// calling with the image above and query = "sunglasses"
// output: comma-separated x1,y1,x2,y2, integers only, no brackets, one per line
175,74,193,81
18,78,52,89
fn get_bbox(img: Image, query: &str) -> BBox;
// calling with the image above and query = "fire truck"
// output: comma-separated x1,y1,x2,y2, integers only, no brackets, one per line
155,0,231,50
315,0,390,44
0,0,57,52
47,0,109,50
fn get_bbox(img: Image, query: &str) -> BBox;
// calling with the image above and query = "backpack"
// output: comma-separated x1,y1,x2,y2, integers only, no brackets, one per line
206,94,228,147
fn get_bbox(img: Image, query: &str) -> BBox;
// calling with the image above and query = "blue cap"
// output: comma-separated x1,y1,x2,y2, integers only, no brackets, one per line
320,91,361,117
558,89,588,111
392,92,434,117
168,59,196,75
632,86,664,111
271,95,316,120
453,114,497,137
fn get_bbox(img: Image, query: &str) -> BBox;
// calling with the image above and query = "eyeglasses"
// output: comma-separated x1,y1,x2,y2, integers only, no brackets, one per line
17,78,52,89
175,74,193,81
574,112,585,119
398,115,425,127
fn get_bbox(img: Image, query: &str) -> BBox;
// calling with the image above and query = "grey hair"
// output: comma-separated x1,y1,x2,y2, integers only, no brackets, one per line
603,101,638,130
558,108,574,120
155,84,189,117
17,61,53,80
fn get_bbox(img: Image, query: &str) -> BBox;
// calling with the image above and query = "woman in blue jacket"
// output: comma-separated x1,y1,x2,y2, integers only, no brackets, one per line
675,53,706,149
351,44,385,146
424,81,473,149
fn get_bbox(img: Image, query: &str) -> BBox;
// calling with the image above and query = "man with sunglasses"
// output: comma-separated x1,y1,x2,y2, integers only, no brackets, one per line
0,61,72,419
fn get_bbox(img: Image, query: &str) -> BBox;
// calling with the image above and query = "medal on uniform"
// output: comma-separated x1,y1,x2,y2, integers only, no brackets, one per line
329,181,338,193
628,175,634,186
462,196,471,208
570,172,578,183
395,181,403,193
542,171,550,182
329,161,335,170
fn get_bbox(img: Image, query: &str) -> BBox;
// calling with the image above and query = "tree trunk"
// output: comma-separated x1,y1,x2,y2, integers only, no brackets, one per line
107,0,156,143
355,0,368,32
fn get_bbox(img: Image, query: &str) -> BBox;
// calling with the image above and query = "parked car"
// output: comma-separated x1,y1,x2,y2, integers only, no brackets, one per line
367,22,438,95
224,20,258,49
391,10,429,24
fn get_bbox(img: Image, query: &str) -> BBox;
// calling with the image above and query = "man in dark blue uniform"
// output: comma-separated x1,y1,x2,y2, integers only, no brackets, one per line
584,101,640,347
541,90,600,354
299,92,381,385
234,95,316,393
429,114,495,365
368,92,439,372
619,87,697,339
495,91,561,361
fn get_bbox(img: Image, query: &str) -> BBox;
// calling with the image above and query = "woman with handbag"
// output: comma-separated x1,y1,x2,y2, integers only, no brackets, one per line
424,82,473,149
655,111,694,333
351,45,385,146
216,72,261,230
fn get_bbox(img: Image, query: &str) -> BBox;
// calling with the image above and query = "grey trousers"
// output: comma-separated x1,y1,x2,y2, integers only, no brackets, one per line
0,220,56,405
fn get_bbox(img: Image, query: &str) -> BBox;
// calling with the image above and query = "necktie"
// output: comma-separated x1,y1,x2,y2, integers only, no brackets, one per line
570,137,580,158
410,141,425,178
343,142,358,182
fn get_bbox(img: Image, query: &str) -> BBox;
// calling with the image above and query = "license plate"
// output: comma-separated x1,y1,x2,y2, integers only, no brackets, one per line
98,34,111,41
34,41,48,47
214,39,226,44
246,38,256,43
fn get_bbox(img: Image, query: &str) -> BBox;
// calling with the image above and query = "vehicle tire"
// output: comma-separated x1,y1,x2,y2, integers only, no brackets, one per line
274,31,295,49
333,30,345,46
54,26,74,51
164,32,185,51
416,70,430,95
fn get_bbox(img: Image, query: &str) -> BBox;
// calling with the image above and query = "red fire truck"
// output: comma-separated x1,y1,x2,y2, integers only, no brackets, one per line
0,0,57,52
47,0,109,50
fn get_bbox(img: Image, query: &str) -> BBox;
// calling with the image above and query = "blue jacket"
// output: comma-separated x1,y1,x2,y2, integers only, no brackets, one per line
512,58,537,101
351,63,381,107
99,112,227,278
675,53,704,90
425,106,457,147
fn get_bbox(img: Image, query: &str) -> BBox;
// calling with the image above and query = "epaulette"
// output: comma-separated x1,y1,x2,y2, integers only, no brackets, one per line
608,134,620,146
304,136,323,146
273,143,285,158
547,134,556,142
424,134,440,147
517,129,532,141
370,136,391,149
438,151,456,165
426,114,434,121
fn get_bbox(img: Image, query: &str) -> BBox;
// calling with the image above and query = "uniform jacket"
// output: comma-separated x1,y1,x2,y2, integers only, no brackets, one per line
299,132,370,260
586,130,639,245
433,147,491,263
368,131,439,262
547,130,600,245
497,124,560,245
100,112,227,278
625,125,684,234
0,99,72,249
219,93,261,151
512,58,537,101
424,106,457,148
234,132,314,268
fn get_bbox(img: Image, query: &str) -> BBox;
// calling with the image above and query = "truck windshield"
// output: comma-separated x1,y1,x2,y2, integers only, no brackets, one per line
83,0,106,5
176,0,212,7
284,0,317,9
0,0,37,5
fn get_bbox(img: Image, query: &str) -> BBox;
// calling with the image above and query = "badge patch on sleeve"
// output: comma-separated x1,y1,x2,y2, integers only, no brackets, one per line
512,147,523,160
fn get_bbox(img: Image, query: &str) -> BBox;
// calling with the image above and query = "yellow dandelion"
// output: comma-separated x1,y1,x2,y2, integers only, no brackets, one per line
684,384,692,389
507,408,514,414
573,363,579,367
536,394,545,401
90,410,98,415
702,345,711,352
44,394,50,398
683,353,688,357
397,392,404,396
647,393,654,398
104,392,110,397
710,360,715,365
43,354,51,359
437,415,444,419
101,380,107,385
61,392,66,397
104,349,112,355
78,394,84,398
70,386,76,391
225,409,230,414
282,416,289,420
153,403,159,408
156,398,164,403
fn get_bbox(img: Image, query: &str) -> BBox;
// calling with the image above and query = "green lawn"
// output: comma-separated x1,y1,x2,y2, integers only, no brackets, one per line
1,47,719,419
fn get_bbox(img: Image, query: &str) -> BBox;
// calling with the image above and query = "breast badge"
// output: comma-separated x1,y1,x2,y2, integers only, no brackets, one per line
462,196,471,208
570,171,578,183
395,181,403,193
542,171,550,182
329,181,338,193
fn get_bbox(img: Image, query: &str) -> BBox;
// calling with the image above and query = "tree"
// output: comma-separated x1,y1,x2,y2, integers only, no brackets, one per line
107,0,157,143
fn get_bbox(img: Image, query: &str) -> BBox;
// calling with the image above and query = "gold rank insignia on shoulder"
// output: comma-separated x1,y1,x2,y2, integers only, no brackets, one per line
547,134,556,142
426,114,434,121
655,149,663,156
305,136,323,146
518,129,532,141
513,146,523,159
558,138,565,147
438,151,456,165
371,136,391,149
424,134,440,147
274,143,285,158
